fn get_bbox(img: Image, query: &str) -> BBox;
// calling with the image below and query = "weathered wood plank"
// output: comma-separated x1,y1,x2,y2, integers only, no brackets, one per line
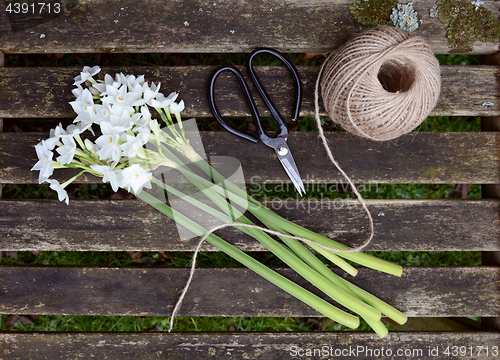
0,266,498,317
1,65,499,118
1,199,499,252
1,332,500,360
2,132,500,184
0,0,498,54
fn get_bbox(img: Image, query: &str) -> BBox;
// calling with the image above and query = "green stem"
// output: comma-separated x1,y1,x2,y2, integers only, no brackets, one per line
174,112,186,139
74,134,86,150
335,275,407,325
157,169,400,335
61,170,86,188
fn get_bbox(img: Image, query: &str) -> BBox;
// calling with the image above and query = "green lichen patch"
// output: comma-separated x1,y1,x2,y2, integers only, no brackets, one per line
70,7,88,23
436,0,500,51
349,0,398,27
43,90,54,103
0,75,11,88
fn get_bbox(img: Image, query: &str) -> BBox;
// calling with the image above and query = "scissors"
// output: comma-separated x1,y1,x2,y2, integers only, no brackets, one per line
208,48,306,196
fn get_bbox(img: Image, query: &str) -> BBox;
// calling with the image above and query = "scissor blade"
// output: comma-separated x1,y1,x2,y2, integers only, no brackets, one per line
276,151,306,196
280,157,306,196
264,136,306,196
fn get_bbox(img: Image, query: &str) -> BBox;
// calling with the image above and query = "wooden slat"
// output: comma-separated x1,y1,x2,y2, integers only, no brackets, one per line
0,0,498,54
2,132,500,184
1,332,500,360
0,65,499,118
0,266,498,317
1,199,499,252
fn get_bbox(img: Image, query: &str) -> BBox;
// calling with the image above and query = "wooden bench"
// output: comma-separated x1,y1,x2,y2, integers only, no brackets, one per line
1,0,499,358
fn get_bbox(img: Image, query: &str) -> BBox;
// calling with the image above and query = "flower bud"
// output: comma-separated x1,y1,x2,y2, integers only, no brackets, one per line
179,143,199,162
84,139,95,152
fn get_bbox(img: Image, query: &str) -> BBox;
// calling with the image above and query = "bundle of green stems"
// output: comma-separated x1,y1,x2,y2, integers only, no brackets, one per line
137,129,407,338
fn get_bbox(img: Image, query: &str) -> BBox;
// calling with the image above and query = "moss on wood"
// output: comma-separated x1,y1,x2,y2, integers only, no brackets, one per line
349,0,398,27
436,0,500,51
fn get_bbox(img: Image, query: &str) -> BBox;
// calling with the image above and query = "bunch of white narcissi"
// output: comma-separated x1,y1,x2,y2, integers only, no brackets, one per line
31,65,186,203
31,66,407,338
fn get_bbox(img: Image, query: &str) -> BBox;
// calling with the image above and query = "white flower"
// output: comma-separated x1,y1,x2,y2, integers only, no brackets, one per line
93,73,120,93
56,136,77,165
69,88,94,114
88,86,101,96
44,130,60,150
90,165,121,192
120,131,149,158
95,122,122,163
167,91,179,102
51,123,67,138
108,106,140,132
102,84,141,107
46,179,69,205
66,122,94,136
123,74,145,93
92,103,112,125
69,88,96,124
142,82,161,103
31,141,54,183
72,84,84,99
149,119,160,132
149,91,178,108
73,66,101,85
169,100,185,114
134,105,152,128
119,164,152,194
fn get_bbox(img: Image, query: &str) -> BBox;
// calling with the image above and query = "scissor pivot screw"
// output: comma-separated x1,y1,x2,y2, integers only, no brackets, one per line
278,145,289,156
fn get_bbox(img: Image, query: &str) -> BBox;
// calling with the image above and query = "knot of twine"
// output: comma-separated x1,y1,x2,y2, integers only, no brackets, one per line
318,26,441,141
168,26,440,331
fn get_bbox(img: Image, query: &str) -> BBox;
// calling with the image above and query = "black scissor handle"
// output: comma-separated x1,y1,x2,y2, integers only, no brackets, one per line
247,48,302,137
208,66,267,144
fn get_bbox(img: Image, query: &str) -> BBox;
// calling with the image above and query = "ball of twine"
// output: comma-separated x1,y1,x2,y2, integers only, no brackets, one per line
318,26,441,141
